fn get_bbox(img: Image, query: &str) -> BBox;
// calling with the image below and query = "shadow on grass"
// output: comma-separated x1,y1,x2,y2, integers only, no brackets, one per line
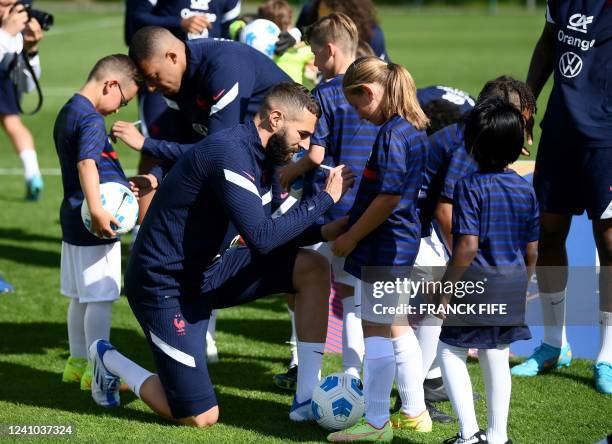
216,391,329,442
0,227,62,244
209,354,289,395
0,322,151,362
1,322,284,411
215,317,290,348
0,243,60,268
245,296,293,315
545,367,596,389
0,360,164,425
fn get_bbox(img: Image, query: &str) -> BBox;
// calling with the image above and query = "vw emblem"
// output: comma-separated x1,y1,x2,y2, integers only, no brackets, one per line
192,123,208,136
559,52,583,78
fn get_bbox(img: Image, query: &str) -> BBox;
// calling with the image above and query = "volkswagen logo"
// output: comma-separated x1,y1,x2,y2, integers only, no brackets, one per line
192,123,208,136
559,52,583,78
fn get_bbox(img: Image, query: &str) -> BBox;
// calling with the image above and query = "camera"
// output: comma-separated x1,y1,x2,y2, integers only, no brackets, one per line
11,2,54,31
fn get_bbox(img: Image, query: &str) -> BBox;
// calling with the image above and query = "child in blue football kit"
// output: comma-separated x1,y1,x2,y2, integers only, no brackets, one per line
271,13,380,390
53,55,146,400
437,99,539,444
328,56,430,442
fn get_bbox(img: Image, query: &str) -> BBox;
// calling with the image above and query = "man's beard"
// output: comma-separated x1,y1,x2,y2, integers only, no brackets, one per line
267,127,298,164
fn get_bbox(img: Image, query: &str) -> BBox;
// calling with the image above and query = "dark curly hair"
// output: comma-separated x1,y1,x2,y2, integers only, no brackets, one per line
477,75,537,140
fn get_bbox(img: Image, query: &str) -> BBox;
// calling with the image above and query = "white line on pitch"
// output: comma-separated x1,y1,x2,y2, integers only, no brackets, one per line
0,168,138,176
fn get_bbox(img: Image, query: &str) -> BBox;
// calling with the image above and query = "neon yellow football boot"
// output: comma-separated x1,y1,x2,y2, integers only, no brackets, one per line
62,356,87,383
327,418,393,442
390,409,432,432
80,361,93,390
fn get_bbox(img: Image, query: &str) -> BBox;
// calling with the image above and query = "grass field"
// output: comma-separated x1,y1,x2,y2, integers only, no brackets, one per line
0,4,610,443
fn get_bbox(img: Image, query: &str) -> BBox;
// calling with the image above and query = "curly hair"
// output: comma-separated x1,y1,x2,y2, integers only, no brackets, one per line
315,0,378,45
477,75,537,143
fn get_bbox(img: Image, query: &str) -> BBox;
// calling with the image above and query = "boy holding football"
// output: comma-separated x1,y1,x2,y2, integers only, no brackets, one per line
53,54,151,399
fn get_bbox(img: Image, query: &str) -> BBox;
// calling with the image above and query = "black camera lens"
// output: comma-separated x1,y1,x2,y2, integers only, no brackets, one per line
29,9,54,31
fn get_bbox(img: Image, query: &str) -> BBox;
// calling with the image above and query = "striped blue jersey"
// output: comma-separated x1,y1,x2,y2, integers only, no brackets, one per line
141,39,291,161
442,141,478,202
344,115,428,278
452,170,540,268
125,0,241,45
418,123,464,236
417,86,475,115
125,121,333,304
53,94,128,246
304,74,380,223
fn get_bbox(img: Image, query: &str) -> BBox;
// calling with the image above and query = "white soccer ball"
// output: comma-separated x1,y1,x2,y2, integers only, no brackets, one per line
311,372,365,431
240,19,280,58
81,182,138,238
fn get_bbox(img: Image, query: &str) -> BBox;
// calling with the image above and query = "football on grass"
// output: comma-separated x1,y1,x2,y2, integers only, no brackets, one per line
311,372,365,431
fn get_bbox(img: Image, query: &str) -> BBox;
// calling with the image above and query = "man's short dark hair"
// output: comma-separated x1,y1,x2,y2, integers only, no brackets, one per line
422,99,464,136
128,26,172,66
259,82,321,120
87,54,140,85
464,98,525,172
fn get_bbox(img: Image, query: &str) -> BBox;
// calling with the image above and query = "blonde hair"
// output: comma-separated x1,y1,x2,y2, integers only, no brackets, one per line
305,12,358,57
342,56,429,130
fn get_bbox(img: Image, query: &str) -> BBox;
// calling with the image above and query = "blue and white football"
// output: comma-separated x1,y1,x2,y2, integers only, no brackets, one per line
81,182,138,238
240,19,280,58
311,372,365,431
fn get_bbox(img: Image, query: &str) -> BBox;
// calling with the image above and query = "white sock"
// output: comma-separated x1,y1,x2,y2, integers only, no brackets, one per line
596,311,612,364
207,309,217,341
426,361,442,379
19,149,40,180
67,299,87,358
102,349,153,398
392,330,426,417
342,296,364,378
288,307,298,367
84,301,113,349
540,290,567,348
415,313,442,377
439,342,479,439
478,347,511,444
295,341,324,403
364,336,395,428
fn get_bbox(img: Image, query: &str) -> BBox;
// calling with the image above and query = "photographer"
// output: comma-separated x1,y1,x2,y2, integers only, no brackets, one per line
0,0,44,200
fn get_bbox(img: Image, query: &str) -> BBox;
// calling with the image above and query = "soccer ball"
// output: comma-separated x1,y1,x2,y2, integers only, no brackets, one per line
81,182,138,238
311,373,365,431
240,19,280,58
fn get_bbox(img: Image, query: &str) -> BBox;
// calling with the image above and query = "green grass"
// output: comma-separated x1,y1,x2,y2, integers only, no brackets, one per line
0,5,609,443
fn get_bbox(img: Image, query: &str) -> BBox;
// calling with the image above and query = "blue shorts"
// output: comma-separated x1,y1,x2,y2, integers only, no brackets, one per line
534,129,612,220
0,73,19,115
127,245,297,418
